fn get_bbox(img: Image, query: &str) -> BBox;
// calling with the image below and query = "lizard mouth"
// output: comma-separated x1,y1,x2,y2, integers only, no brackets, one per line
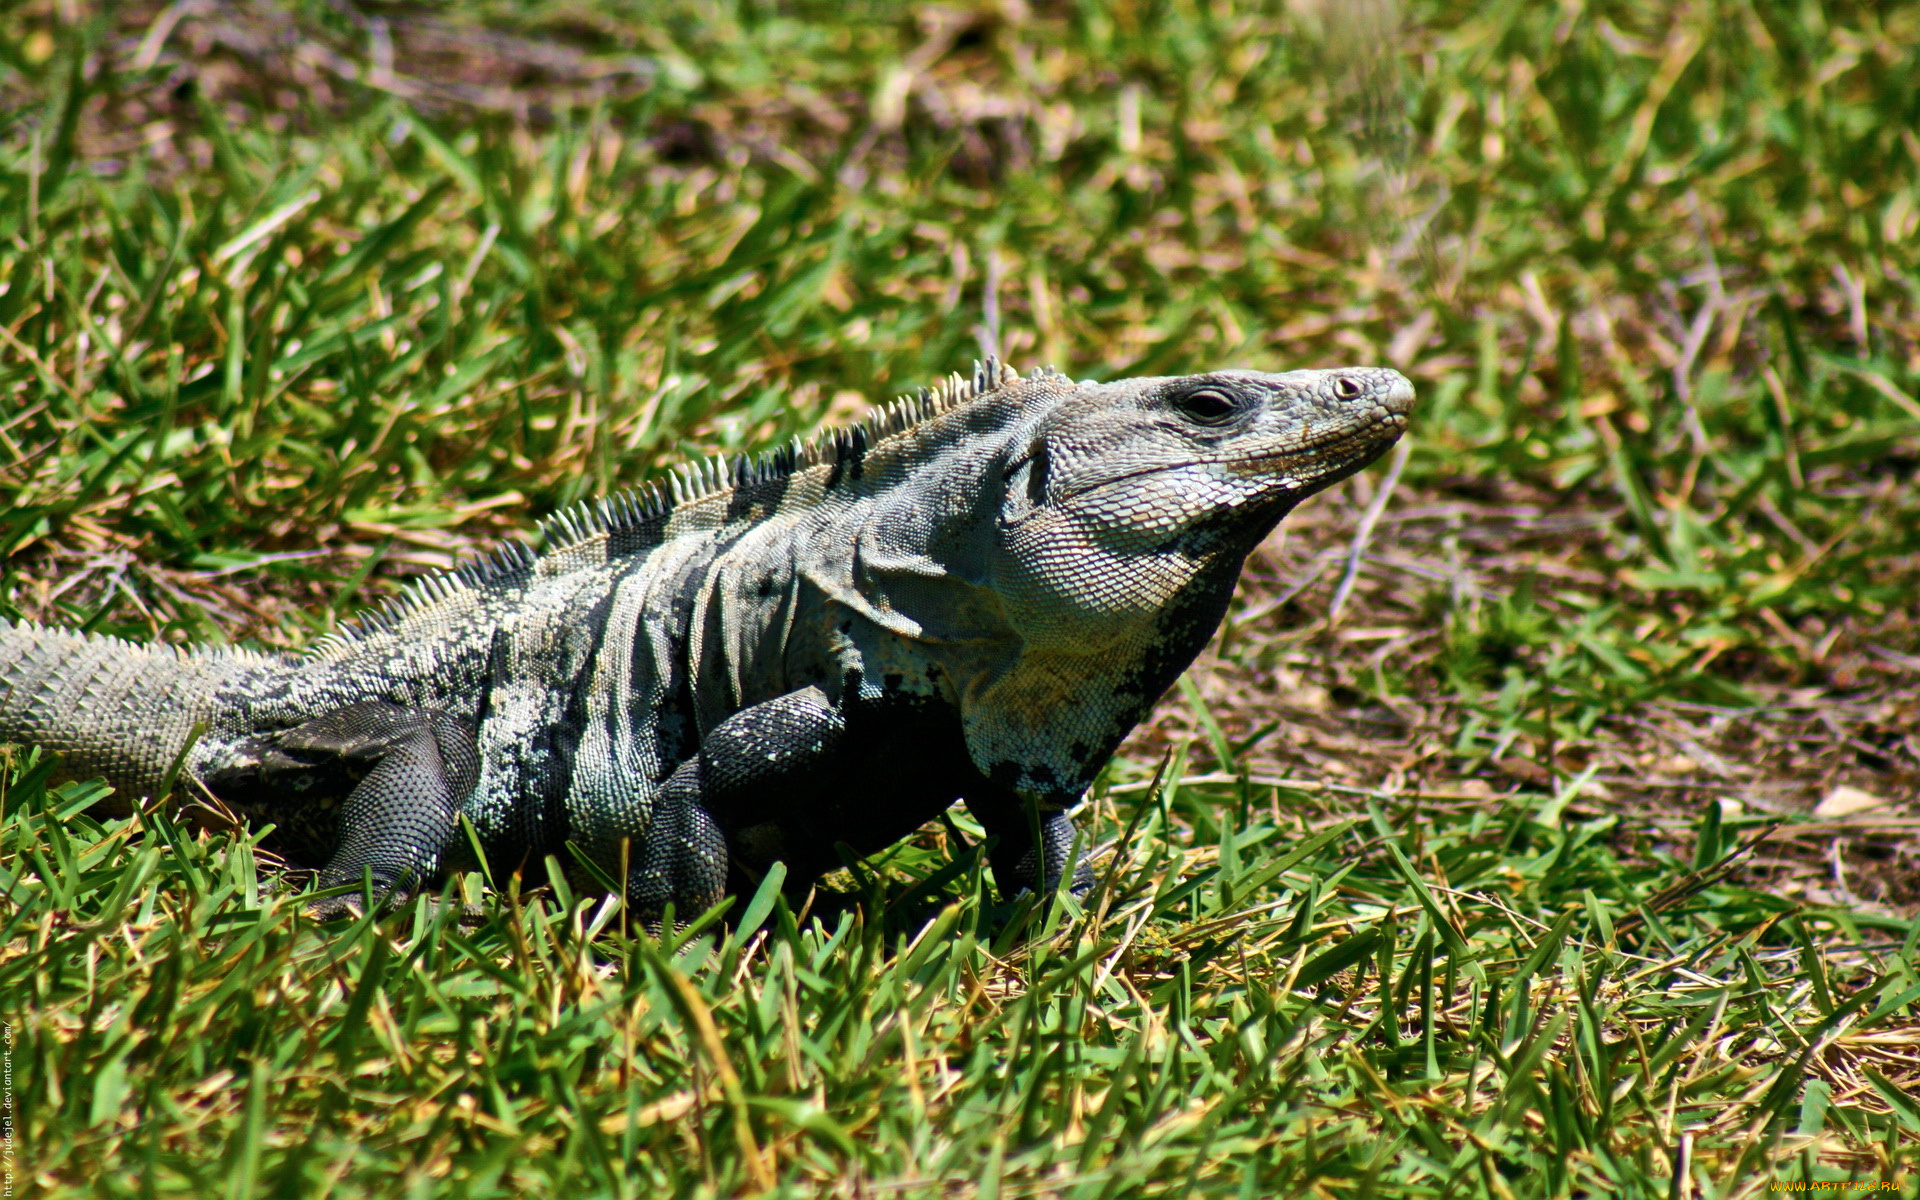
1056,408,1411,505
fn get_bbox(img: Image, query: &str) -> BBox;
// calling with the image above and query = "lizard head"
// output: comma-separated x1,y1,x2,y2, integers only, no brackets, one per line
990,366,1415,650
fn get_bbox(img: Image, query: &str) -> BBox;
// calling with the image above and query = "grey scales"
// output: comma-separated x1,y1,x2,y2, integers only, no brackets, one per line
0,361,1414,921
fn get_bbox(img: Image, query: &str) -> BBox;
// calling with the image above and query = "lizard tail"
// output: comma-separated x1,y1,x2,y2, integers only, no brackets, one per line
0,617,277,801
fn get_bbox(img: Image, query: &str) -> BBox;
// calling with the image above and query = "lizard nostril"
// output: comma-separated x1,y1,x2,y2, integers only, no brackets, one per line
1333,376,1363,400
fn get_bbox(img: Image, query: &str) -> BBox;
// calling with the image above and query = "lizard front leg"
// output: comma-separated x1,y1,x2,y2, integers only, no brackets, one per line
633,686,847,922
642,686,1090,916
625,758,729,926
963,784,1094,902
275,700,477,917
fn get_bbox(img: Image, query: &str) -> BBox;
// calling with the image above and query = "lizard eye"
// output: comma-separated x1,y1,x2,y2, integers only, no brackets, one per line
1333,376,1364,400
1174,387,1239,426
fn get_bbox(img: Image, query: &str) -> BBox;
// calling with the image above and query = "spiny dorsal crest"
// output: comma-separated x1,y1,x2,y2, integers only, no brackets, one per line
309,360,1054,654
0,616,284,667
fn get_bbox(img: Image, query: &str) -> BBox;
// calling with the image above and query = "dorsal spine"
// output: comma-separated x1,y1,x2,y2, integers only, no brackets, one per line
309,360,1049,654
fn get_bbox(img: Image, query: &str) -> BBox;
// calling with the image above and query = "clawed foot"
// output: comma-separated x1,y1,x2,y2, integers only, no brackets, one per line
302,883,413,920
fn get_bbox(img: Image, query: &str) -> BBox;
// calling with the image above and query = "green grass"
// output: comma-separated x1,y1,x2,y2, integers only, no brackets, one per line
3,0,1919,1195
12,749,1919,1196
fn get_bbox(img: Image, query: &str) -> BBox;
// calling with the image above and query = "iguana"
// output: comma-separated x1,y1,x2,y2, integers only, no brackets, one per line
0,361,1413,919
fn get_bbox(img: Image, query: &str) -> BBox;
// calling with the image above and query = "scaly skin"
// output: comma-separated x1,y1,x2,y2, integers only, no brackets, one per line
0,361,1414,919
